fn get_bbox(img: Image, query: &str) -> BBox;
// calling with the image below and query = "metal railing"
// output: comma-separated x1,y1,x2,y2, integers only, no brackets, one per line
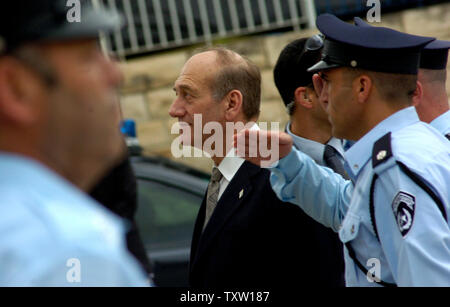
92,0,317,57
92,0,449,57
315,0,433,16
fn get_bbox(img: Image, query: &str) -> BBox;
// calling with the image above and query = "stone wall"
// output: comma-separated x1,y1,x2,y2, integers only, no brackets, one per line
119,2,450,173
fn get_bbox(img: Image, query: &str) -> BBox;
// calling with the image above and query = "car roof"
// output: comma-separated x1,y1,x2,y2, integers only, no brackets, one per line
130,155,209,195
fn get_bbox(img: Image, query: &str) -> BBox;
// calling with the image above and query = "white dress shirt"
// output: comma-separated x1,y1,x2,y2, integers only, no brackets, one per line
215,123,259,200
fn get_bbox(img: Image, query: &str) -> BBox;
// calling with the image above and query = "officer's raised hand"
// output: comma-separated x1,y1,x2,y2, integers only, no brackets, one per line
233,130,293,167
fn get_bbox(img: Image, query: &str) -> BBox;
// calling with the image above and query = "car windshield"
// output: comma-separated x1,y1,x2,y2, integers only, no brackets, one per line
135,179,201,252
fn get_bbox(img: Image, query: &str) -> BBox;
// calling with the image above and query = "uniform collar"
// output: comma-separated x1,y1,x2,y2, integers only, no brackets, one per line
287,121,344,165
430,109,450,135
0,152,71,188
345,107,420,180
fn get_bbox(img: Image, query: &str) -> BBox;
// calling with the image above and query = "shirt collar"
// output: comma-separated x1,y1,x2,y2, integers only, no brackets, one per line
430,109,450,135
327,136,345,158
286,121,344,165
0,152,70,188
345,106,420,180
216,123,259,182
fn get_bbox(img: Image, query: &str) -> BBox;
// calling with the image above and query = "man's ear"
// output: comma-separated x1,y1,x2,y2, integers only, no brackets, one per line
355,74,372,104
294,86,312,109
224,89,243,121
0,57,45,125
411,80,423,107
312,73,324,97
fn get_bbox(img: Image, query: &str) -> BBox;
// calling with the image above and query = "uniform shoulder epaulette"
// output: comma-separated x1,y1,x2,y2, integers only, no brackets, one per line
369,133,448,245
372,132,394,169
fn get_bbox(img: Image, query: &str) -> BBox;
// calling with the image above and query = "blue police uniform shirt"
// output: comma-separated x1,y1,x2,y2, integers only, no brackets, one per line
430,109,450,136
0,153,151,286
270,107,450,286
286,121,345,166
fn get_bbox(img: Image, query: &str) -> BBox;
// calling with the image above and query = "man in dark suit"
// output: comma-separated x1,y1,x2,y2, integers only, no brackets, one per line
273,36,346,287
169,47,332,287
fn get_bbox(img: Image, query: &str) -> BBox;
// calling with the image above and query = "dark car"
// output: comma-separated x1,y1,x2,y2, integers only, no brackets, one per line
131,155,209,287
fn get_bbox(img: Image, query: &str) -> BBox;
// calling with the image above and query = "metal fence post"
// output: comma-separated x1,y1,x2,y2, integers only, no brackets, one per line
303,0,317,29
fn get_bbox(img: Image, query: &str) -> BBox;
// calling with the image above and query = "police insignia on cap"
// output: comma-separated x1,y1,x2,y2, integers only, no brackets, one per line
392,192,415,237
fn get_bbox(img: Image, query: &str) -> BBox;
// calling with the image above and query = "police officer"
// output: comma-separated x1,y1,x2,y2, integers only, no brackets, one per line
417,40,450,137
237,14,450,286
0,1,149,285
273,35,346,287
354,17,450,138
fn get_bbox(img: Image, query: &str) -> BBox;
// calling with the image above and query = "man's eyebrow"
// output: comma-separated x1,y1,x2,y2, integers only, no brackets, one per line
174,84,196,92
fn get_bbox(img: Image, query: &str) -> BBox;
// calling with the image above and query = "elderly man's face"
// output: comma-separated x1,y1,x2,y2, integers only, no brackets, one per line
41,39,125,178
169,52,225,148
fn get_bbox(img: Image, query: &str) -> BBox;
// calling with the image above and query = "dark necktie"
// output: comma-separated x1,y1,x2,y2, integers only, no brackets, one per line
446,133,450,141
323,144,350,180
203,167,223,230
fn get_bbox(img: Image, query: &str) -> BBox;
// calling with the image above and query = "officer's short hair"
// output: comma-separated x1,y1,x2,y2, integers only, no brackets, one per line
274,37,322,116
199,47,261,121
419,68,447,84
344,68,418,105
10,45,58,87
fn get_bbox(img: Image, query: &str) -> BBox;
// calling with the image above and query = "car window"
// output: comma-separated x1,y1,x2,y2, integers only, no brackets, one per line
135,179,202,252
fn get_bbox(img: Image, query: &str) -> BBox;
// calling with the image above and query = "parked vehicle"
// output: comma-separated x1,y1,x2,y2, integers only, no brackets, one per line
131,155,209,286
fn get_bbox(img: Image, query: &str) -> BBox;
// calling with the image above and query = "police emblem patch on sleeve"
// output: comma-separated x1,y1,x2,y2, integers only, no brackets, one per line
392,192,415,237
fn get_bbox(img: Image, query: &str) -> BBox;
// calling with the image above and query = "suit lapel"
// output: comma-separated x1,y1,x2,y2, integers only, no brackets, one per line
189,194,206,269
190,161,261,272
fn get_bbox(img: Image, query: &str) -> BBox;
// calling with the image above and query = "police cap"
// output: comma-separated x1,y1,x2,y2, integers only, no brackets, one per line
354,17,449,71
308,14,435,74
0,0,122,54
420,40,450,70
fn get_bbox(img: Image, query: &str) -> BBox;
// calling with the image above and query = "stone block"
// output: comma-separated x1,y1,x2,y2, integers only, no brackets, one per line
402,3,450,38
137,120,172,152
258,100,289,130
146,87,176,120
265,29,319,67
120,93,149,122
261,69,281,101
373,12,405,32
225,37,269,68
119,51,187,92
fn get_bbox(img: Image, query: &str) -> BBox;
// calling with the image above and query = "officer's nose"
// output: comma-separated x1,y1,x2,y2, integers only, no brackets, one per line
169,97,186,119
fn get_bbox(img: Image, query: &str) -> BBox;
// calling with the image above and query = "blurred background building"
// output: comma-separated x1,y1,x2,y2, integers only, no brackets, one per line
93,0,450,172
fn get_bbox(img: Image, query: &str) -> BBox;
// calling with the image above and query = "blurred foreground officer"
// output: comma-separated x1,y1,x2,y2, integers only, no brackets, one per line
89,148,153,281
0,1,149,286
238,14,450,286
354,17,450,137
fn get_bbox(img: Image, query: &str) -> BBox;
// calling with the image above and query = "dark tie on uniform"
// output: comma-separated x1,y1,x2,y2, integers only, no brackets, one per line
323,144,350,180
446,133,450,141
203,167,223,230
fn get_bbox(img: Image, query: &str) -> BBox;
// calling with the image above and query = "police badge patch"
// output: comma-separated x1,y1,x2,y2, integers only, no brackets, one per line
392,192,415,237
